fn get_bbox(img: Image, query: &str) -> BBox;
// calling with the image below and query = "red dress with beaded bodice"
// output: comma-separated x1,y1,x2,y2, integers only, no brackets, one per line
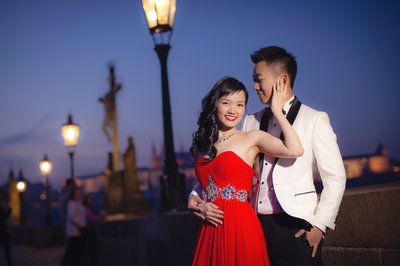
192,151,269,266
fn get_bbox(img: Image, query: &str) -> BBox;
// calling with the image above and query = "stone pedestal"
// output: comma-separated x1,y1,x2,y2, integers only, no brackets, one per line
104,171,124,213
104,137,151,215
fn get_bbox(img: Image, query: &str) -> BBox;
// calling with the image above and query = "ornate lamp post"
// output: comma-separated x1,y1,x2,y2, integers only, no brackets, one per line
16,170,27,226
141,0,185,211
61,114,80,179
39,154,52,225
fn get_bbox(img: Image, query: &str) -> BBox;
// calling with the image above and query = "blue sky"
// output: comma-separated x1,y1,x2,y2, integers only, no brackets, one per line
1,0,399,189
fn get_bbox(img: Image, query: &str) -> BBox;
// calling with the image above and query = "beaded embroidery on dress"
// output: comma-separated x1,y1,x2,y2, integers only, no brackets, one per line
202,175,248,202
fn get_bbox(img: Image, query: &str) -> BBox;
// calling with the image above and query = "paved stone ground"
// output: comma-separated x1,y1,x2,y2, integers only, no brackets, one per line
0,244,64,266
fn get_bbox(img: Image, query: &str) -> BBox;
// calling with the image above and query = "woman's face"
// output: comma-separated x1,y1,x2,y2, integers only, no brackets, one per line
216,90,246,130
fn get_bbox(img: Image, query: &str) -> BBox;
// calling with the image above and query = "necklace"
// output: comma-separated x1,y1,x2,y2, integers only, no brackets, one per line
217,133,235,143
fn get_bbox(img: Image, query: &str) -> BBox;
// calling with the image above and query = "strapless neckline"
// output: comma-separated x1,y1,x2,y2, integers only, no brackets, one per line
210,150,253,171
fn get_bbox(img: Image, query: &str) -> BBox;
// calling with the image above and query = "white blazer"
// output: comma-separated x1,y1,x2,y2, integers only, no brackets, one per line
242,103,346,231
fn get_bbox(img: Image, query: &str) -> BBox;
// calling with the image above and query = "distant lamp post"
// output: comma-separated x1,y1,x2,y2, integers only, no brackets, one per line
61,114,80,179
16,170,27,226
39,154,52,225
142,0,185,211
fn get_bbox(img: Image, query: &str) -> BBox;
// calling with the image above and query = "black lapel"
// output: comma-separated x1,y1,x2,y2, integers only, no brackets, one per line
279,97,302,140
259,108,272,169
259,107,271,132
273,97,302,165
259,97,302,169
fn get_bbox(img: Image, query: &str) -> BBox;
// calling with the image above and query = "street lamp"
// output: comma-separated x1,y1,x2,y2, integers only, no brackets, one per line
39,154,52,225
61,114,80,179
141,0,185,211
16,169,27,226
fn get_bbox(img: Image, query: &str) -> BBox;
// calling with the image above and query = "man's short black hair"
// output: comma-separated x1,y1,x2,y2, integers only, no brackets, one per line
251,46,297,88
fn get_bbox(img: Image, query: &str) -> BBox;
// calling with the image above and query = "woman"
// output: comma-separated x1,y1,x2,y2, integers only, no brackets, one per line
63,188,87,266
191,77,303,266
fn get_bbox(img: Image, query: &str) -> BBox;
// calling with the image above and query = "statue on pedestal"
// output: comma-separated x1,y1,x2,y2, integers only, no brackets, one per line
99,63,123,213
98,64,149,215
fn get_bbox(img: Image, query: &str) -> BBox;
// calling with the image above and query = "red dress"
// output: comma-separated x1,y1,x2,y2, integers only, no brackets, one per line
192,151,269,266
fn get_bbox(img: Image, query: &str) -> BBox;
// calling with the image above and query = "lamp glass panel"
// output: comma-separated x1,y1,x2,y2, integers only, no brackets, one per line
61,124,80,147
168,0,176,27
142,0,176,31
142,0,158,29
155,0,168,25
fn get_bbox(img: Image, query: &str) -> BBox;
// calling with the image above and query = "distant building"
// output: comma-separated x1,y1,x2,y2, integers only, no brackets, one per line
147,143,399,184
314,144,400,192
138,143,400,192
75,173,106,194
137,145,197,195
2,143,399,223
59,143,400,210
343,144,394,179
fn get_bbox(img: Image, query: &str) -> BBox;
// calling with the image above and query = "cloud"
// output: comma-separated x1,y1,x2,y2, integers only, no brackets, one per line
0,114,54,146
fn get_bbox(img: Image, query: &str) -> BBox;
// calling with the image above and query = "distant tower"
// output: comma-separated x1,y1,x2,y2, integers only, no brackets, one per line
7,169,20,226
150,142,163,170
375,143,389,157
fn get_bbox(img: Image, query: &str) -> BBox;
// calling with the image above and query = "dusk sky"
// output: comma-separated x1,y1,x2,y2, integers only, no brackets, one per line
1,0,399,189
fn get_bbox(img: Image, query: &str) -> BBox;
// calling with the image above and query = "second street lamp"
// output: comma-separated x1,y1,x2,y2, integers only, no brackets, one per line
39,154,52,225
61,114,80,179
141,0,185,211
16,169,27,226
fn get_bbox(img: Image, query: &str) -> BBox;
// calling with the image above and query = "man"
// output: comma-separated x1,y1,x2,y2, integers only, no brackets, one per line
189,46,346,265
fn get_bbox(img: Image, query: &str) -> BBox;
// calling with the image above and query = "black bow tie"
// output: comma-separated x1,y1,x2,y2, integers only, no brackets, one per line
263,107,288,118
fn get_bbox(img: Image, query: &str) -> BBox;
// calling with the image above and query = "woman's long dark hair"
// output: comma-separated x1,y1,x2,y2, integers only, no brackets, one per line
190,77,248,161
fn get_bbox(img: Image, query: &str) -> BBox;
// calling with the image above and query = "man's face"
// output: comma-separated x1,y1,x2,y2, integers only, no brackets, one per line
252,61,277,105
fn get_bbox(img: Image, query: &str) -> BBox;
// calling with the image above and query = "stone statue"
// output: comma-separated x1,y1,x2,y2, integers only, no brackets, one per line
99,63,122,172
99,63,121,142
123,137,140,194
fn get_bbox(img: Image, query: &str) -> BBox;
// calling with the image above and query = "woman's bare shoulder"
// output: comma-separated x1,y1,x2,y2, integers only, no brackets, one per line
243,129,266,137
238,130,269,145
